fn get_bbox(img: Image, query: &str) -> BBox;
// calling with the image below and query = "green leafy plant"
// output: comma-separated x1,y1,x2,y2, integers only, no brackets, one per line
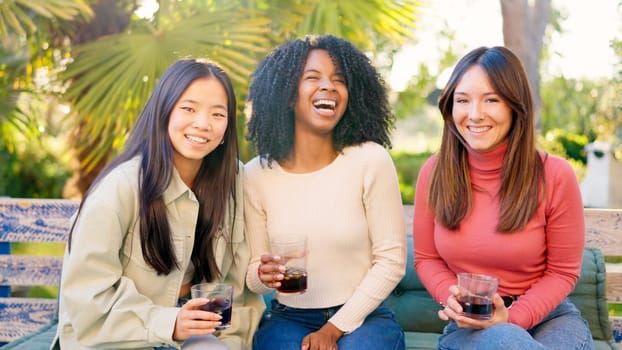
390,150,431,204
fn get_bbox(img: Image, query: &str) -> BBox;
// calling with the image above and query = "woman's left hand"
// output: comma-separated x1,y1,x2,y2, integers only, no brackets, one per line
438,285,509,329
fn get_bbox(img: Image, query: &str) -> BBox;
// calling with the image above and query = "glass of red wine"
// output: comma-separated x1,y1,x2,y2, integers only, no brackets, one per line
190,282,234,330
269,234,308,295
457,272,499,320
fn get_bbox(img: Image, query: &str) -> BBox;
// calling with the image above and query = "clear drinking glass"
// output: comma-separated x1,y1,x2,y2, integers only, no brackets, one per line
190,282,233,330
457,272,499,320
269,234,308,294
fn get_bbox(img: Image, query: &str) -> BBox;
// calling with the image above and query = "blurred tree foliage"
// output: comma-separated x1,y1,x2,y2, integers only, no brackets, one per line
0,0,91,198
0,0,421,198
0,120,71,198
0,1,92,131
391,150,431,204
538,32,622,166
1,0,620,203
60,0,420,197
0,141,70,198
540,78,602,143
607,36,622,154
389,15,622,202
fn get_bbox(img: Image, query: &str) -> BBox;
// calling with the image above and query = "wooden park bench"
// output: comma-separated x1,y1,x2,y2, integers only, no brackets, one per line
0,198,79,345
584,208,622,345
0,198,621,348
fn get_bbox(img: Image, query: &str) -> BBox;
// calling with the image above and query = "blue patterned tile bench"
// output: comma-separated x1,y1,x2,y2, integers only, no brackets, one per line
0,198,79,346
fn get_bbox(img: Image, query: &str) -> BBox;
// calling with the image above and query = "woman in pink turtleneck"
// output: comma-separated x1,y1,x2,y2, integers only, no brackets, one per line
414,46,593,350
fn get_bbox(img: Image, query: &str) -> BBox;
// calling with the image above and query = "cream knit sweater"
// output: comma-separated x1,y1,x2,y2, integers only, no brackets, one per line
244,141,406,332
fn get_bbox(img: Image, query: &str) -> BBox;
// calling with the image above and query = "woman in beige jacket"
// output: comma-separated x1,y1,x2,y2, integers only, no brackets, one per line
53,58,264,350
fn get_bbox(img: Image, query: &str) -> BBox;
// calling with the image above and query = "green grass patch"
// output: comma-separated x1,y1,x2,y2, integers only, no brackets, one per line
26,286,59,298
610,303,622,317
10,242,65,299
391,151,432,204
605,256,622,264
11,242,65,256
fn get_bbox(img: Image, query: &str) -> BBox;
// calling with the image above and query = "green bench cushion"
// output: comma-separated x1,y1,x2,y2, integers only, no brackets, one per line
569,247,612,341
386,235,617,349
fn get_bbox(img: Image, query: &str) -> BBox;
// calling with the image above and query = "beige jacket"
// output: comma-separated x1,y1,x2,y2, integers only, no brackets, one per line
54,157,264,349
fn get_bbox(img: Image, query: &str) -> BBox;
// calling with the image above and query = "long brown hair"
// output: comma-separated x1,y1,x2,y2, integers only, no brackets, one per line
430,46,544,232
68,58,239,281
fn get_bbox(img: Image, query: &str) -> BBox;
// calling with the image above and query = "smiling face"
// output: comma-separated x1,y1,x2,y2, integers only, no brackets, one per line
168,77,228,178
452,65,513,153
293,49,348,137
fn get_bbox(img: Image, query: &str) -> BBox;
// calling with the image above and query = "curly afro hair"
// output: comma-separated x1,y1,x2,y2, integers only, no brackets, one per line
246,34,394,165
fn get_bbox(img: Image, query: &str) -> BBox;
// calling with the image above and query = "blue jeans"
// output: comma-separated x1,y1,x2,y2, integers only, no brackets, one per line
155,334,227,349
438,299,594,350
253,299,405,350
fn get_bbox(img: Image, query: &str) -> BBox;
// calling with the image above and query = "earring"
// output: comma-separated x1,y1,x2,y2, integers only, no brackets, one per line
220,139,225,145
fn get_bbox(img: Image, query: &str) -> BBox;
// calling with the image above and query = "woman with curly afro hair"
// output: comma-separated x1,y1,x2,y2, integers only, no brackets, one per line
244,35,406,350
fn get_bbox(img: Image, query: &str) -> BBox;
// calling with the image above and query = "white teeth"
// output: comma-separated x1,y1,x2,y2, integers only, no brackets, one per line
469,126,490,133
186,135,207,143
313,99,336,108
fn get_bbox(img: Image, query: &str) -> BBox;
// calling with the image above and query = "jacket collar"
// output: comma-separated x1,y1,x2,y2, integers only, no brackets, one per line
162,167,197,205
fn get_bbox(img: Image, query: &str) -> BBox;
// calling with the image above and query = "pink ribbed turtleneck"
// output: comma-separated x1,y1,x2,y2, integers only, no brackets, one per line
413,144,585,329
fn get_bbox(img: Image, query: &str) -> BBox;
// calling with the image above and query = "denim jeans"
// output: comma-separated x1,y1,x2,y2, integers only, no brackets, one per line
253,299,405,350
154,334,228,350
438,299,594,350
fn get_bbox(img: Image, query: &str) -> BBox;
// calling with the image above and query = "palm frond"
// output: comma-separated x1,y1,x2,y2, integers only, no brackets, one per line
0,51,28,123
299,0,420,51
62,6,270,170
0,0,92,44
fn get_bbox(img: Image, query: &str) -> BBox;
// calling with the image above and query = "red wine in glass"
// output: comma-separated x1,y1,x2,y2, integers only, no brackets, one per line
200,297,232,330
459,295,493,320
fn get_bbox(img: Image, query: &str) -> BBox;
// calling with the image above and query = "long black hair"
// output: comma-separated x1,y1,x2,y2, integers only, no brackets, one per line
246,34,394,164
69,58,239,282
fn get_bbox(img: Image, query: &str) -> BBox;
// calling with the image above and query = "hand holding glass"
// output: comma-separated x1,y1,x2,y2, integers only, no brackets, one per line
190,282,233,330
269,234,308,294
457,272,499,320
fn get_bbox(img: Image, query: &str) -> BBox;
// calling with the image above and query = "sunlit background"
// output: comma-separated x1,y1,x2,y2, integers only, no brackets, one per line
390,0,618,92
0,0,620,207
